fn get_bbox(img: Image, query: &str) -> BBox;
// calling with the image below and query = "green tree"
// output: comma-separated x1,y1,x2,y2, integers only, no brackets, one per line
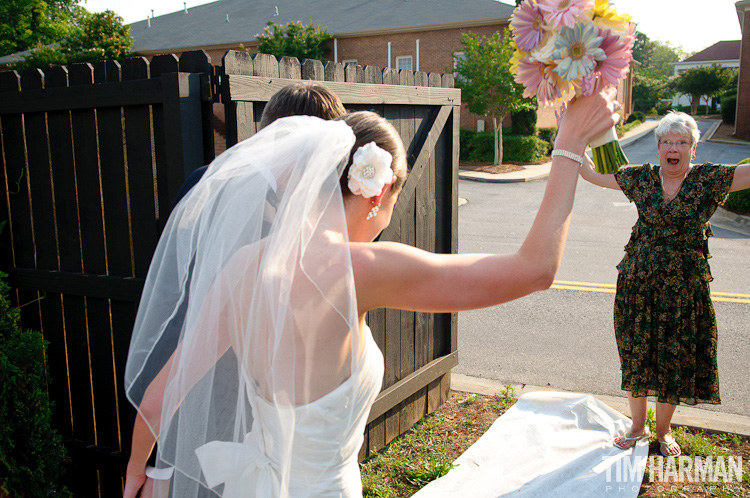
0,0,80,57
256,20,332,61
632,32,653,68
631,32,690,112
454,31,534,165
673,63,733,115
9,9,133,72
632,72,670,112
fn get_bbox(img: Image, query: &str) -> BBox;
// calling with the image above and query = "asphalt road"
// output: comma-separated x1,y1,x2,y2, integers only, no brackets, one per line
455,124,750,417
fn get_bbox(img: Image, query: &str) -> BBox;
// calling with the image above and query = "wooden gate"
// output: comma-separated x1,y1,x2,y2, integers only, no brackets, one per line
0,52,211,497
219,52,461,456
0,49,460,496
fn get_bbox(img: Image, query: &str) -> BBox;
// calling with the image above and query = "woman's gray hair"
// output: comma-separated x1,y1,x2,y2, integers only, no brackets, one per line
654,110,700,146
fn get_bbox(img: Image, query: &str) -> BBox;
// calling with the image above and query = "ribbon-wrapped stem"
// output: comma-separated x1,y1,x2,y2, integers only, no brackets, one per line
589,126,628,174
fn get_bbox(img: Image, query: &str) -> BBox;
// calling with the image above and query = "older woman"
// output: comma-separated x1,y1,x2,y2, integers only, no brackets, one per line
579,111,750,456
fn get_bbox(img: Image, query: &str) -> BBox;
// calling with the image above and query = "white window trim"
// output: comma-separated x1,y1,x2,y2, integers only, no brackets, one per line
396,56,413,71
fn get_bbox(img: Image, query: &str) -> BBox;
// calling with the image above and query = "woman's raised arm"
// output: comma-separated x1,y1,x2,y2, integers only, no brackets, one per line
579,153,622,190
730,163,750,192
354,88,622,314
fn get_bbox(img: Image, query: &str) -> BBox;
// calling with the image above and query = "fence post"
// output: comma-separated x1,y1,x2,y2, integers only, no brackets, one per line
223,50,254,147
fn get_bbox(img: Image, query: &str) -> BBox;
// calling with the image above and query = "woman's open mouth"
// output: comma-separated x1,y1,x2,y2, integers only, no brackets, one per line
667,158,680,165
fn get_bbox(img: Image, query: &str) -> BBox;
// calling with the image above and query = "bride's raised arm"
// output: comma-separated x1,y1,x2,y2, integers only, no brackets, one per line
353,88,621,314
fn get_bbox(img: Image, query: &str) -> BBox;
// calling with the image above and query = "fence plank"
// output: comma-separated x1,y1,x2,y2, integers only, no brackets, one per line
363,66,383,85
95,61,132,466
0,71,31,271
345,64,364,84
149,56,179,231
66,67,103,483
253,53,279,78
301,59,324,81
121,58,159,279
278,56,302,79
179,50,215,165
225,75,460,106
223,50,255,146
17,66,54,382
324,61,344,82
42,66,77,440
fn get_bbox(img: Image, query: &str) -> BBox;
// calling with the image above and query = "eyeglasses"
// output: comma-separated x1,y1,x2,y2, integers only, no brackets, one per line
659,140,691,149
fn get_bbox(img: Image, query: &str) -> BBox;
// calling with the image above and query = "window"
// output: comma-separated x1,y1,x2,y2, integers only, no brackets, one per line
396,56,412,71
342,59,358,68
453,51,465,71
453,51,466,81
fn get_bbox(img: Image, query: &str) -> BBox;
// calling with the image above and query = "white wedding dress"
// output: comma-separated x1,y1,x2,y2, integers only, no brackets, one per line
196,325,384,498
126,117,381,498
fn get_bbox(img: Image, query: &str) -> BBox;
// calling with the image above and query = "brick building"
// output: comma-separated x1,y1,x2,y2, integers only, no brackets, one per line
735,0,750,140
0,0,632,137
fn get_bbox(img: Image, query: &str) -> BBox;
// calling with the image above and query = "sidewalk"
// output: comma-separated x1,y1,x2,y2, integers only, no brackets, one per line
452,373,750,437
458,119,659,184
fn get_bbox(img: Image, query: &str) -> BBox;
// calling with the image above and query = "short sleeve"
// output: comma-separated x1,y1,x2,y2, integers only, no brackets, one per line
614,165,647,201
700,163,737,204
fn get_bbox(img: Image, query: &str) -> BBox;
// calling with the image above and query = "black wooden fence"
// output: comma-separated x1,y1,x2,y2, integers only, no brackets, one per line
0,49,460,496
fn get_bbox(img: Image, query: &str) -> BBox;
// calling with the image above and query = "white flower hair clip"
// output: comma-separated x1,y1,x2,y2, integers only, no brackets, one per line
347,142,394,199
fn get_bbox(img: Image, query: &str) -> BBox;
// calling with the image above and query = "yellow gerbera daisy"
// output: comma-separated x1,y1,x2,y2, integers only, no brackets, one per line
510,45,529,75
592,0,632,35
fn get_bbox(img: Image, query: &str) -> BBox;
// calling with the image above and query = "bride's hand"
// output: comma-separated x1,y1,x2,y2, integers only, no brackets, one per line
555,87,621,152
123,467,147,498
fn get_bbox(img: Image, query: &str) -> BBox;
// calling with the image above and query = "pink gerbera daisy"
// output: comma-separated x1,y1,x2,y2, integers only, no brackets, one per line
515,58,567,104
511,0,547,52
538,0,595,29
595,23,636,87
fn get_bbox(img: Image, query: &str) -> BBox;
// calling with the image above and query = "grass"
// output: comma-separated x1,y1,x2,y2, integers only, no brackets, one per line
361,389,750,498
360,386,518,498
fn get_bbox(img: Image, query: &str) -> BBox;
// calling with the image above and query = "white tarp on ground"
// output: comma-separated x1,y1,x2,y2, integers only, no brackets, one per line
412,391,649,498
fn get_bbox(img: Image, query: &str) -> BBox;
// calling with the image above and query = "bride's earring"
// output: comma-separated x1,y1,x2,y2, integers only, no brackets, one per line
366,203,379,220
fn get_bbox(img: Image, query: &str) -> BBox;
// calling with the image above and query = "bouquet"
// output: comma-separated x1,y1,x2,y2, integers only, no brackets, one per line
510,0,636,173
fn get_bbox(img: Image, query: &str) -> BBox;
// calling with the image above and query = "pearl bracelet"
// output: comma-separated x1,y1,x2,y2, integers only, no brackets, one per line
551,149,584,166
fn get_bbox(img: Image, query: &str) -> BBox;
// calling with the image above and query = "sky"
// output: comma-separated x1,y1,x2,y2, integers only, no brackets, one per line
81,0,743,55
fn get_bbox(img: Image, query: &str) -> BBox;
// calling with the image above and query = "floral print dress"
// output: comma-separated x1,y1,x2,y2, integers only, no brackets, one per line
613,163,736,405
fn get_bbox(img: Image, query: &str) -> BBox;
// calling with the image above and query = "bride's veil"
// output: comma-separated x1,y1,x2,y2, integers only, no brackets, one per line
124,116,362,497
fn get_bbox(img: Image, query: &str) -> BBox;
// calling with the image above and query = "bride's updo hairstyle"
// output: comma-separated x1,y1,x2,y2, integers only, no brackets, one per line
335,111,407,196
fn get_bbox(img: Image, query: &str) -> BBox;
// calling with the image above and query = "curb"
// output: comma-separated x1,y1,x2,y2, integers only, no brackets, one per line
458,165,550,184
711,206,750,236
703,120,722,142
459,121,659,184
451,373,750,437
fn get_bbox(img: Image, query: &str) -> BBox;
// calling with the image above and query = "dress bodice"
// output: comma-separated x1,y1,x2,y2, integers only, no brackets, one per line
196,325,384,498
613,163,737,282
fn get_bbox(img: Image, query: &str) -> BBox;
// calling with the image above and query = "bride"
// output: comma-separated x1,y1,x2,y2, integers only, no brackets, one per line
123,88,622,498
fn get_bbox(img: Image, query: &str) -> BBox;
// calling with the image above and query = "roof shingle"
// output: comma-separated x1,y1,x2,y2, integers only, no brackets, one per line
683,40,741,63
129,0,515,53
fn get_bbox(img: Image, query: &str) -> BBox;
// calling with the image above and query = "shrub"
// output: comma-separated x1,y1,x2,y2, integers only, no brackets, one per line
0,274,71,498
503,135,549,162
459,130,548,163
537,127,557,154
721,95,737,125
626,111,645,124
510,107,537,136
722,157,750,214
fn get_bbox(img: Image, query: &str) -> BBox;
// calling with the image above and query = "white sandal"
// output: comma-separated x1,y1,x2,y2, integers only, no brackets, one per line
613,428,650,450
